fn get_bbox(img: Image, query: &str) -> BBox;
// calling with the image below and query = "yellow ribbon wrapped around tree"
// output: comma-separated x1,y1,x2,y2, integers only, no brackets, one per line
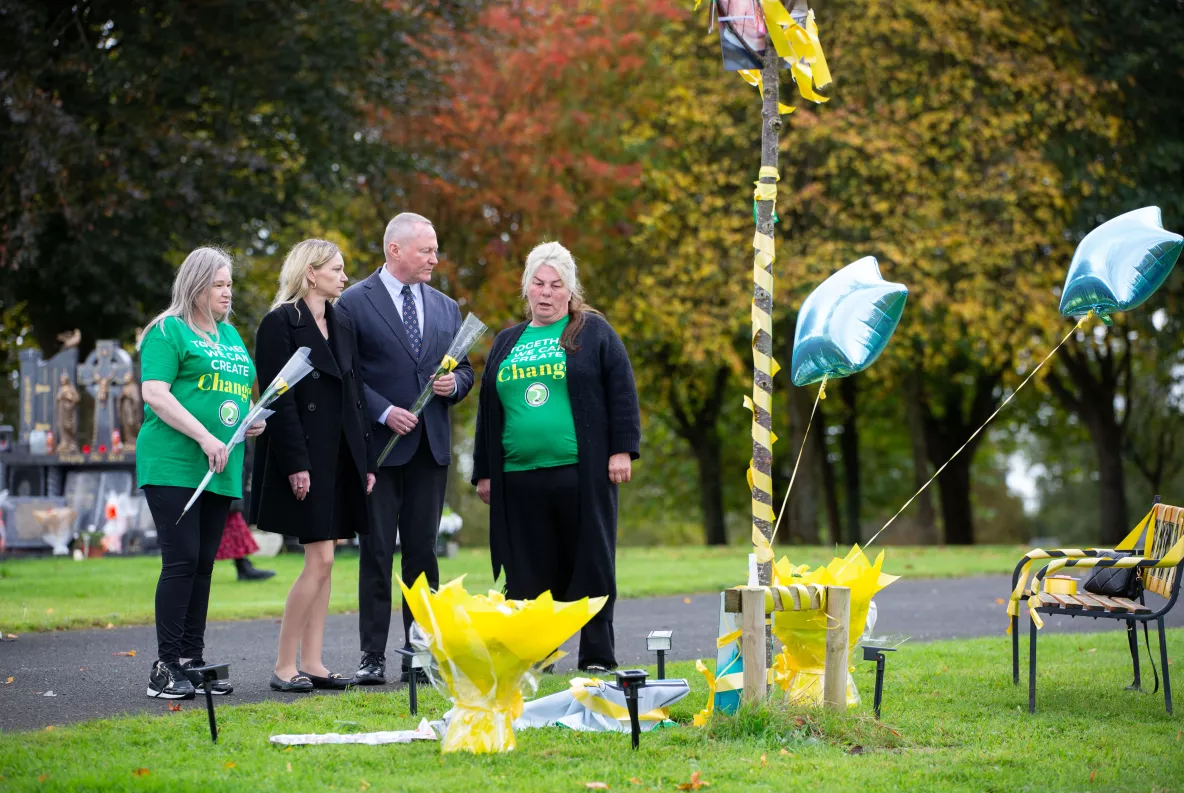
770,546,898,707
399,574,606,754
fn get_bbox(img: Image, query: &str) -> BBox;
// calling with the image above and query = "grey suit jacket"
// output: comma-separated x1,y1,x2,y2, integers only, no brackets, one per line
336,268,475,467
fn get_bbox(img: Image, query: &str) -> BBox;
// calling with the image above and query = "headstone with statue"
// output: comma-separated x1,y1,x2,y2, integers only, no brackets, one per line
1,331,152,553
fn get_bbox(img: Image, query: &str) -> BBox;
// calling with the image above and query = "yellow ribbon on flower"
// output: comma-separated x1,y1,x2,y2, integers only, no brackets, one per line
568,678,670,723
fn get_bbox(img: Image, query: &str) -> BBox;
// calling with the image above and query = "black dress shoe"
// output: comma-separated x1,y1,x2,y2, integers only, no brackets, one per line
270,673,313,693
355,652,386,685
579,663,616,674
235,557,276,581
300,670,354,690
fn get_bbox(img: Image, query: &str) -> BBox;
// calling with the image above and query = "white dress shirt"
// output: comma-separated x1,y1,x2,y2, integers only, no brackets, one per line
378,266,424,336
375,266,454,427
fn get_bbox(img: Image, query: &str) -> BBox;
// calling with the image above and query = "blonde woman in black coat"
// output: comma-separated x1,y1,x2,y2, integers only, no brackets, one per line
251,239,377,692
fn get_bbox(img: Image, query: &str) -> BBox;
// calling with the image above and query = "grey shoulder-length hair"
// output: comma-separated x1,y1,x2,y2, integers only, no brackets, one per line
138,246,233,349
521,241,600,352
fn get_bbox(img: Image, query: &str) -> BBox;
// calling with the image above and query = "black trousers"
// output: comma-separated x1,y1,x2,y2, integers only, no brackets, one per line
359,435,448,656
502,464,616,669
143,485,232,663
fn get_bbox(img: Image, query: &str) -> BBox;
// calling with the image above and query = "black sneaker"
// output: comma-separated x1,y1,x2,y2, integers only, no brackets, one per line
147,660,196,700
181,659,234,695
355,652,386,685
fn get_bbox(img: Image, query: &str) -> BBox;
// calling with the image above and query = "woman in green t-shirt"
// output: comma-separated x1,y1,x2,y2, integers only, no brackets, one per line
136,246,265,700
471,241,641,672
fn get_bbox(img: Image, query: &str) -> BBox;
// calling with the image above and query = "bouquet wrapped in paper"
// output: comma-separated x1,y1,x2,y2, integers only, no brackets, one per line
377,313,487,465
177,347,313,522
400,574,605,754
770,545,898,707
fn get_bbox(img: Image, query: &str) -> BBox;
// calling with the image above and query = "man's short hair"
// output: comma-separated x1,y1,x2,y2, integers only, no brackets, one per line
383,213,433,256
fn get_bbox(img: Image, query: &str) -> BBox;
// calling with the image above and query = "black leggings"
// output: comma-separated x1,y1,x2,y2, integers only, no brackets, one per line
143,485,231,663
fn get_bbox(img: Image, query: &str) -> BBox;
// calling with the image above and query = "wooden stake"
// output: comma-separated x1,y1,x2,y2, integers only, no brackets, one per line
823,585,850,712
740,587,768,704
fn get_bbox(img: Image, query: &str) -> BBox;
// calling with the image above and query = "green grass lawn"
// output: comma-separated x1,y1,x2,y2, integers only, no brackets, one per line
1,630,1181,792
0,545,1032,633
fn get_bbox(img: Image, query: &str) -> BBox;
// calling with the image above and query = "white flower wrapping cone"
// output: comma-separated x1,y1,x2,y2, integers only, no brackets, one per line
377,313,487,465
177,347,314,521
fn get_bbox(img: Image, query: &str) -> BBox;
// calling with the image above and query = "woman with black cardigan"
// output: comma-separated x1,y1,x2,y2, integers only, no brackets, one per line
251,239,377,692
472,241,641,671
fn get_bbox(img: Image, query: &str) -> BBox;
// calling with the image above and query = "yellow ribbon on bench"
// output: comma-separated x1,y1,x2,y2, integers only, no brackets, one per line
1007,506,1184,630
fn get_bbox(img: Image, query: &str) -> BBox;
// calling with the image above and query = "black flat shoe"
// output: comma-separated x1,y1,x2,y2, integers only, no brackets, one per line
300,670,353,690
270,673,313,693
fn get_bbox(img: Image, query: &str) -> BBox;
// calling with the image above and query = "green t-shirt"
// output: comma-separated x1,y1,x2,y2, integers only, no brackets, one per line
135,317,255,498
497,317,579,472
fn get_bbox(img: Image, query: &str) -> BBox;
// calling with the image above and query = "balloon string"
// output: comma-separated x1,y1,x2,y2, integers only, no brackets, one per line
863,313,1092,551
769,374,827,548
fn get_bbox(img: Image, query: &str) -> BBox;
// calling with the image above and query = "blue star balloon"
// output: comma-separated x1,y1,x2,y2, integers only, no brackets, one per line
791,256,908,387
1059,206,1183,323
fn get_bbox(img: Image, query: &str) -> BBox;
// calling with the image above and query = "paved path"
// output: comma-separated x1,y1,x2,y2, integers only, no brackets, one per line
2,575,1180,732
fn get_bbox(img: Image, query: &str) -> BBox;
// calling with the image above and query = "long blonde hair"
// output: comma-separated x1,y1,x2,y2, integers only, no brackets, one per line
522,241,598,352
138,246,233,349
271,239,341,312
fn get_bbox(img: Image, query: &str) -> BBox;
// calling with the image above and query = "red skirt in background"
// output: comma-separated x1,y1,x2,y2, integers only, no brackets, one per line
215,511,259,561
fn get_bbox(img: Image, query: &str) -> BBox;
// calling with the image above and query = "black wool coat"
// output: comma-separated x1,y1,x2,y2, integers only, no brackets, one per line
249,300,377,539
472,313,642,594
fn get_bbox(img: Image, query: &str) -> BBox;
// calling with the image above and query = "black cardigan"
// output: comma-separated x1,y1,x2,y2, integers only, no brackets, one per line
472,312,641,587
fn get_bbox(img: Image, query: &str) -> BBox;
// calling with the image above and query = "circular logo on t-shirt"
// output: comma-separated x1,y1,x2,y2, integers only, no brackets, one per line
218,400,240,427
525,382,549,407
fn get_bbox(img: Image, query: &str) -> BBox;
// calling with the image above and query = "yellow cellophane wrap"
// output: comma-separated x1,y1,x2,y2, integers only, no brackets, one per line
770,545,898,707
399,574,606,754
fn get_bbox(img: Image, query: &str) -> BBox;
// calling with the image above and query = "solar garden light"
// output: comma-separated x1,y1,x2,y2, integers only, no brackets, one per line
646,630,673,679
861,645,896,720
394,648,426,715
188,662,229,743
614,668,649,750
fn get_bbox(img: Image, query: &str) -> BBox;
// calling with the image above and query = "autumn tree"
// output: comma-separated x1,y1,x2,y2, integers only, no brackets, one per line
775,0,1113,543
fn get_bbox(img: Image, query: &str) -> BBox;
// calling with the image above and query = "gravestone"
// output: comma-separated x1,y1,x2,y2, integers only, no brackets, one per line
77,341,134,449
18,346,79,447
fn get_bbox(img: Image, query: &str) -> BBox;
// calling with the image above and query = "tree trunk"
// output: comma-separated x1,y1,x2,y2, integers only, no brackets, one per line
1046,337,1131,546
935,453,975,544
784,384,820,544
904,373,939,544
752,41,782,592
666,366,731,546
920,369,1002,547
815,403,843,546
839,378,861,545
689,425,728,546
1085,414,1129,547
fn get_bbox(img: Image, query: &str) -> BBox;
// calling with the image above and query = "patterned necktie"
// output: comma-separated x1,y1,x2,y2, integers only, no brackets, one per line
401,284,422,358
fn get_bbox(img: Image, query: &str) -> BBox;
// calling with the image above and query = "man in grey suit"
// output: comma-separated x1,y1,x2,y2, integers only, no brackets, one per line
336,212,475,685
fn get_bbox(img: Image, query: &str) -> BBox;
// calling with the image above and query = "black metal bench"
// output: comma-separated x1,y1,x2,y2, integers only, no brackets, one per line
1007,499,1184,715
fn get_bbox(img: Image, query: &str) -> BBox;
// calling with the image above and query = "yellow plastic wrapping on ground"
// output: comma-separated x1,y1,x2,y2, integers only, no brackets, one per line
770,545,898,707
399,574,606,753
